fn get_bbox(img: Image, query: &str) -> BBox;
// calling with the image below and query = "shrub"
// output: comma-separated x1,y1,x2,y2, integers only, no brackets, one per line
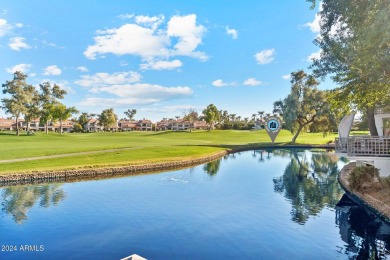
381,176,390,189
348,165,380,192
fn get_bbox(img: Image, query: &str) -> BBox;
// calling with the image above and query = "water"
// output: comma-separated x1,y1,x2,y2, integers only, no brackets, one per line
1,149,389,259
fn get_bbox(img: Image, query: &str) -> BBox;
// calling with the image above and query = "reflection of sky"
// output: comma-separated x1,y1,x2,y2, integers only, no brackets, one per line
0,150,360,259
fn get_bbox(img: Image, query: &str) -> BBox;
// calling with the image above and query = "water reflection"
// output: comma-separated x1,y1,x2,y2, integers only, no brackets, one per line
336,194,390,259
1,183,65,224
270,149,344,224
203,158,221,176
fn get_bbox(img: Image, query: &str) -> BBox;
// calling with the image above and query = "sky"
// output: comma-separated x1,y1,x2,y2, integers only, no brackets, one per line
0,0,329,121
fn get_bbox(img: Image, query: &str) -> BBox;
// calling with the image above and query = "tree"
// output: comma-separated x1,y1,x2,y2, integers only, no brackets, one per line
124,109,137,121
72,123,83,132
273,70,334,143
183,108,198,132
23,85,40,132
202,104,220,130
78,112,96,131
39,82,67,134
308,0,390,135
51,103,78,135
98,108,118,131
1,71,35,136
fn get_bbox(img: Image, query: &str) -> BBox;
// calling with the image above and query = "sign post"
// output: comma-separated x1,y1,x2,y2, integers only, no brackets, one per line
265,117,282,143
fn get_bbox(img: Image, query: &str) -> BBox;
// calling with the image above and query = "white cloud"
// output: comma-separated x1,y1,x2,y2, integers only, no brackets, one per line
167,14,207,60
212,79,228,87
226,26,238,39
75,71,141,87
91,83,192,99
243,78,262,86
282,74,291,80
140,59,182,70
79,97,159,107
43,65,62,76
304,13,321,33
118,13,134,19
84,23,169,60
6,63,32,74
15,23,23,28
0,19,11,37
84,14,207,64
9,37,31,51
75,70,192,106
135,15,164,30
307,50,321,62
255,48,275,64
77,66,89,72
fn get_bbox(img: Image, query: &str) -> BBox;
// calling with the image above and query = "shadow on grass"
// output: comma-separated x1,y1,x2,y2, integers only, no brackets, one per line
0,132,27,136
177,142,333,151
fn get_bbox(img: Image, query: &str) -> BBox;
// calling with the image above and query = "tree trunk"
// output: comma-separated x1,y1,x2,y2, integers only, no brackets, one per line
291,124,304,144
45,121,49,134
15,117,19,136
60,120,63,135
367,108,378,136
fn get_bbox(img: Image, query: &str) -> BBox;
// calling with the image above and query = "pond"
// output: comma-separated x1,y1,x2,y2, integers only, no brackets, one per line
1,149,390,259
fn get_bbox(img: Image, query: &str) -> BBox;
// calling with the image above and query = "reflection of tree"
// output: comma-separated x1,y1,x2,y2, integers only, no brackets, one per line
335,194,390,259
203,159,221,176
1,184,65,224
273,150,344,224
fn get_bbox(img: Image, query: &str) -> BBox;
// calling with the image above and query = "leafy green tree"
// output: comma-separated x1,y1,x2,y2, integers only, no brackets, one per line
39,82,67,134
98,108,118,130
51,103,78,135
273,70,334,143
124,109,137,121
23,85,40,132
202,104,220,130
72,123,83,132
1,71,36,136
308,0,390,135
78,112,96,130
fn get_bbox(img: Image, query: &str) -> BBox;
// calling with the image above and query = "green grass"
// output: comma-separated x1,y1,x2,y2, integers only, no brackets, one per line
0,130,338,174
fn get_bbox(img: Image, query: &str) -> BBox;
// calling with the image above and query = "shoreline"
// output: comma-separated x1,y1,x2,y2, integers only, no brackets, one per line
0,144,333,186
338,162,390,223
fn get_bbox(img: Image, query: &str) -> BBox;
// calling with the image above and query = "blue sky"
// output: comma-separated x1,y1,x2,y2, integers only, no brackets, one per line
0,0,327,121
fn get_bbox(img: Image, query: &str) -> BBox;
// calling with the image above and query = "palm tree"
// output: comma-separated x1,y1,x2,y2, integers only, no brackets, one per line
252,114,257,122
258,111,265,120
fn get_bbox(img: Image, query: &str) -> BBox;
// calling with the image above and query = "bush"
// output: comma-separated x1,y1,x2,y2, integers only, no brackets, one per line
348,165,380,192
381,176,390,189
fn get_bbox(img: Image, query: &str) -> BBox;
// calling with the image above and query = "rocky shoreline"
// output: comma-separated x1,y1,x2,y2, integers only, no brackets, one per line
338,162,390,223
0,144,334,187
0,150,229,186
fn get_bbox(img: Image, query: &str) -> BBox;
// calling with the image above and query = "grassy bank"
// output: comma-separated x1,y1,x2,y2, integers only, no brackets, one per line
0,130,337,174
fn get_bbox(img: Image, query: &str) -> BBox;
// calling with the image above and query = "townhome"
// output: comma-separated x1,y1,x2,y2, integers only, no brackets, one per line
171,119,191,131
156,120,171,131
55,120,75,133
85,118,102,132
136,119,153,131
193,120,208,130
0,118,16,131
118,120,137,131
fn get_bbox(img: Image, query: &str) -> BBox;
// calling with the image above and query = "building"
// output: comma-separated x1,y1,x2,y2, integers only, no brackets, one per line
335,109,390,176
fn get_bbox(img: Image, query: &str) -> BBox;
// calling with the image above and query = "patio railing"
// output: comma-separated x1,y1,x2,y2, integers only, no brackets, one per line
335,136,390,157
